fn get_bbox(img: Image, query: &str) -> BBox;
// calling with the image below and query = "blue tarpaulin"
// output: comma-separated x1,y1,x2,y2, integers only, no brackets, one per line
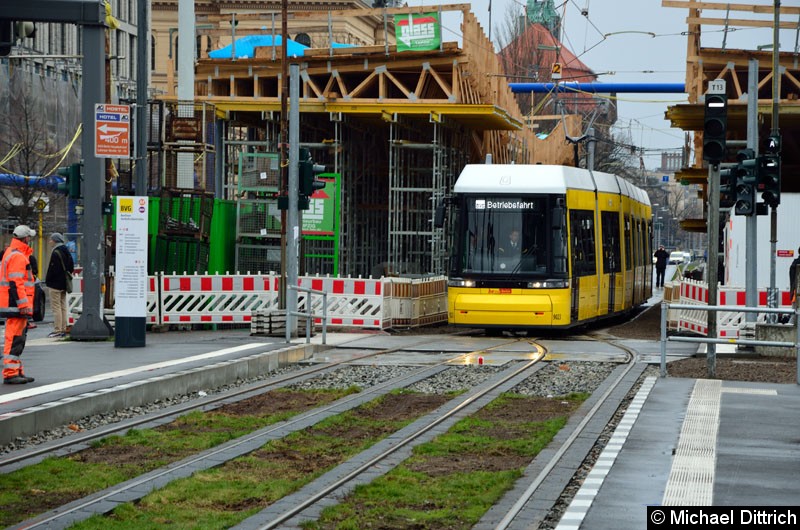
208,35,309,59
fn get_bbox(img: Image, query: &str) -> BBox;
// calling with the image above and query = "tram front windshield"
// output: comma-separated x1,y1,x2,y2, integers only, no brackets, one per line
450,195,567,277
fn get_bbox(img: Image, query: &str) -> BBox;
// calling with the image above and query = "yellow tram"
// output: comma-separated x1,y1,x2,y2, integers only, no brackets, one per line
445,164,653,331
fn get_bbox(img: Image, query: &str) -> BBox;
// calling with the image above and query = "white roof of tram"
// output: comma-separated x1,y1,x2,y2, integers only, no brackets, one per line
454,164,650,205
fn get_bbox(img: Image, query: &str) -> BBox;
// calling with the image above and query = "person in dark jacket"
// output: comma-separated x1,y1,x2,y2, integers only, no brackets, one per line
26,254,38,330
45,233,74,338
790,246,800,303
654,245,669,288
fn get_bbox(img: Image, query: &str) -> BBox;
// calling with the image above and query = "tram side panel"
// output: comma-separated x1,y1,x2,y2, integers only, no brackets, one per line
567,187,600,324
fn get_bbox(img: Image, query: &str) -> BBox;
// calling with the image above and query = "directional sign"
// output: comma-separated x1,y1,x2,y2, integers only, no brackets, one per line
95,104,130,158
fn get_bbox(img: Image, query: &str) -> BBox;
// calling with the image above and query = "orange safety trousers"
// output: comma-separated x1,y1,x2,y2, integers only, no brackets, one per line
3,316,28,379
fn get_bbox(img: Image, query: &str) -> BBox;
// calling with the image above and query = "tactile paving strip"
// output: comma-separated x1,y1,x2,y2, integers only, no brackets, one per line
662,379,721,506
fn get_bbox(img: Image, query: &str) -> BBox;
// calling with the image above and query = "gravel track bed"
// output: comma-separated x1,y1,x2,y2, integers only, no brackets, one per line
0,360,617,456
0,357,628,530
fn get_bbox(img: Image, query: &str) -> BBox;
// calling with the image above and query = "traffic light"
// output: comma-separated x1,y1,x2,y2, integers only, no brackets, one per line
757,135,781,207
719,168,735,209
734,149,756,216
56,163,82,200
703,92,727,163
298,147,326,210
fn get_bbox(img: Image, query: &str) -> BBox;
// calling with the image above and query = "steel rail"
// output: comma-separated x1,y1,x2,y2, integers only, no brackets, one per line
254,346,547,529
3,335,481,467
494,338,637,529
15,338,527,528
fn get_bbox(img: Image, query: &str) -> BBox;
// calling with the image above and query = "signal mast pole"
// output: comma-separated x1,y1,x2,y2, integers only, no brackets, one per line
704,78,727,378
768,0,780,310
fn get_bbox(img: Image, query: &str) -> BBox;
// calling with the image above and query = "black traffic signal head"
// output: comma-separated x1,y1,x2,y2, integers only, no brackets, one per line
719,168,735,209
56,163,82,200
703,93,728,163
734,151,757,216
0,20,11,56
757,154,781,207
297,148,326,208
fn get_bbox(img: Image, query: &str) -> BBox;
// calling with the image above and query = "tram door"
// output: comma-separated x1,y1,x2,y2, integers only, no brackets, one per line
569,210,597,323
601,212,621,314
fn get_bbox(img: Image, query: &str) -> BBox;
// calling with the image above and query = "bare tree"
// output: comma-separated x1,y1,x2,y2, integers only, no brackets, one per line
0,68,77,228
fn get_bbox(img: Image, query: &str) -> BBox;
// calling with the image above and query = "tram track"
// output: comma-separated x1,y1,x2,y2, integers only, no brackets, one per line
2,336,645,529
6,339,529,529
243,351,548,529
0,337,472,469
488,338,642,529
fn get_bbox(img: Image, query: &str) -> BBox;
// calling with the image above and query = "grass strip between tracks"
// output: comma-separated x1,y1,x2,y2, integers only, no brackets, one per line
71,390,451,529
66,391,585,530
0,387,355,527
307,392,587,530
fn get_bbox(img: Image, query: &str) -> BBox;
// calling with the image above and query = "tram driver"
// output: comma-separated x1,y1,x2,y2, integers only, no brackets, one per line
498,228,525,271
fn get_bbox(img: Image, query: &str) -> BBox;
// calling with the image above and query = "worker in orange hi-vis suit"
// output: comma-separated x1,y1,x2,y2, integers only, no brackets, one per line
0,225,37,384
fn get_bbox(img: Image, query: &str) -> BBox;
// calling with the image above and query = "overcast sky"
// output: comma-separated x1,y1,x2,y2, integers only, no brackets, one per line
407,0,785,170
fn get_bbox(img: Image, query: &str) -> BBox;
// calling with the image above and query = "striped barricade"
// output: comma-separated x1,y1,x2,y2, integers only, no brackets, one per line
67,276,160,326
677,280,794,337
160,273,279,325
676,279,709,335
66,272,450,331
298,275,389,329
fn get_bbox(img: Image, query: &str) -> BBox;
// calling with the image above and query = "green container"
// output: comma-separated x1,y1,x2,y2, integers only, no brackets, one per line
113,195,234,275
208,199,236,274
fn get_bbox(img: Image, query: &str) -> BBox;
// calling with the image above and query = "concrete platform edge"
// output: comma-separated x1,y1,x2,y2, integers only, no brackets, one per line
0,343,319,446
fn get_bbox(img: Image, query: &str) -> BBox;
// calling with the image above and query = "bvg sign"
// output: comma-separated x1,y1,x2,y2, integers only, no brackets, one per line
95,104,130,158
119,198,134,214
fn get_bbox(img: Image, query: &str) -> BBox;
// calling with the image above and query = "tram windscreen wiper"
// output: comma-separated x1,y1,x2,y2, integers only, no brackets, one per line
509,246,537,275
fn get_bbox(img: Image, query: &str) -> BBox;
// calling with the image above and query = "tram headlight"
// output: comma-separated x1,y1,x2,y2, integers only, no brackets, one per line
448,278,476,288
527,280,569,289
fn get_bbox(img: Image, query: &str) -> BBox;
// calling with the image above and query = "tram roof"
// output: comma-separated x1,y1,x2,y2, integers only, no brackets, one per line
454,164,649,205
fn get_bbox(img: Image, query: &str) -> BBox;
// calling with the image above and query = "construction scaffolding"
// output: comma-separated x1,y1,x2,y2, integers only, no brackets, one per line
175,4,577,278
387,116,470,275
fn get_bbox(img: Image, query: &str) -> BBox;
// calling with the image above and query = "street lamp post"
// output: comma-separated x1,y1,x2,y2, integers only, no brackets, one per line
656,218,662,248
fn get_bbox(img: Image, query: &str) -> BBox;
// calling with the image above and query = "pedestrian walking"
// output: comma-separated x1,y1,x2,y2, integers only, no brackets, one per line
45,232,74,338
0,225,37,384
654,245,669,288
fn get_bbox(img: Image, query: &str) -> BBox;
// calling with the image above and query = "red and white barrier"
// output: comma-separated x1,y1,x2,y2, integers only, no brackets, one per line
160,274,280,324
67,273,447,330
298,276,390,329
677,279,793,337
67,276,160,325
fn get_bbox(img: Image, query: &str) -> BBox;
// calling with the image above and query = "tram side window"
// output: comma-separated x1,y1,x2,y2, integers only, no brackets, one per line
601,211,621,273
624,216,632,271
569,210,596,276
637,219,644,267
